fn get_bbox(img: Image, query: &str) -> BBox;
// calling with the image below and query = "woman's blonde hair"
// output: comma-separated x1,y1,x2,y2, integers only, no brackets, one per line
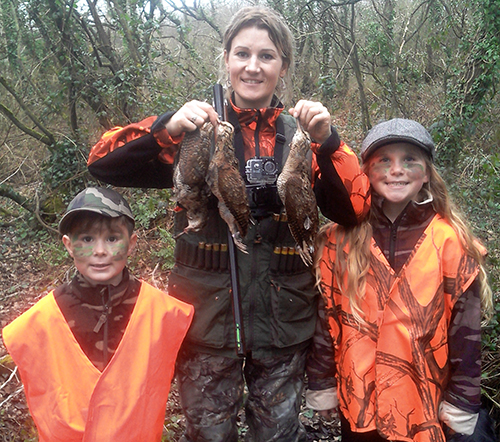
220,6,295,105
315,157,493,323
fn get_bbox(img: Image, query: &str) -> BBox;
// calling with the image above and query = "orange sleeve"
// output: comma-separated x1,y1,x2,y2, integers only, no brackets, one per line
312,141,371,223
335,142,371,221
88,116,184,166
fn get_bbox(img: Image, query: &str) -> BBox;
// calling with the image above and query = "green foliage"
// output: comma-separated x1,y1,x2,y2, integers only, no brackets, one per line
131,189,173,230
13,211,48,242
162,413,184,441
151,226,176,271
41,140,87,190
361,20,394,68
1,0,21,73
127,189,176,271
36,234,71,269
483,303,500,352
11,224,69,270
317,75,337,101
433,0,500,169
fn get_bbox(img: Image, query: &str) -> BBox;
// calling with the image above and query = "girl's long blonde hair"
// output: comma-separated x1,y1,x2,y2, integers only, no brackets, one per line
315,158,493,323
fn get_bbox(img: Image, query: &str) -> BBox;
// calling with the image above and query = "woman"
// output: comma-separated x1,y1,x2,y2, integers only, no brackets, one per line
88,6,369,441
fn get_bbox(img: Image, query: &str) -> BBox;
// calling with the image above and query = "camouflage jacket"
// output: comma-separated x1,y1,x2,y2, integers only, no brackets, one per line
309,196,482,437
53,268,141,371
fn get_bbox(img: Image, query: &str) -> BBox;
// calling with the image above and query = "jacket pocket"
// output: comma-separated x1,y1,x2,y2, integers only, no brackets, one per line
168,264,232,348
269,271,318,348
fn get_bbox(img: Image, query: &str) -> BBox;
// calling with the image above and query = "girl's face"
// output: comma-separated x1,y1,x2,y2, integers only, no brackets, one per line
224,26,288,109
367,142,429,221
63,220,137,287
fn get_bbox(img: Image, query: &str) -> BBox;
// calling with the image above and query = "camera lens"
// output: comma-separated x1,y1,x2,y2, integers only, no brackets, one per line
263,160,276,173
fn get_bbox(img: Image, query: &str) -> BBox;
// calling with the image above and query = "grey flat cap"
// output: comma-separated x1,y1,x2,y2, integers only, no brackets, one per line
361,118,435,162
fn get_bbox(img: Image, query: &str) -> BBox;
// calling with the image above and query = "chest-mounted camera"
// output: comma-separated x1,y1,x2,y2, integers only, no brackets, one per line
245,157,278,185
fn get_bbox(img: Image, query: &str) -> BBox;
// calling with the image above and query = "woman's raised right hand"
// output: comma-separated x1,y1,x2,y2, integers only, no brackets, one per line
165,100,220,137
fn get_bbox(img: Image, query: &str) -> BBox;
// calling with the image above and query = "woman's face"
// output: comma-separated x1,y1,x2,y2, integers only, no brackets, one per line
225,26,288,109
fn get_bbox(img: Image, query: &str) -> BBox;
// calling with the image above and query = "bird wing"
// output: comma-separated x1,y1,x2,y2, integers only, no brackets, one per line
217,164,250,238
283,174,318,265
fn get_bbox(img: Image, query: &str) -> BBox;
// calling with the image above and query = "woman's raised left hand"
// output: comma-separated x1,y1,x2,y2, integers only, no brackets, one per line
289,100,332,145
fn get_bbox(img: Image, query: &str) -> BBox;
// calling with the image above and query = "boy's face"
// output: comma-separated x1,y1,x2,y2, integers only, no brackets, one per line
367,142,429,220
62,219,137,287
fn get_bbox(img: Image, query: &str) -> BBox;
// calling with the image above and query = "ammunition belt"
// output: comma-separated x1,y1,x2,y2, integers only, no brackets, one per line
175,240,306,274
174,212,309,275
269,245,307,274
175,240,229,272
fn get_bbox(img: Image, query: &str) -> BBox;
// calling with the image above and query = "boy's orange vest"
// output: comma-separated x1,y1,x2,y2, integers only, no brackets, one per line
319,215,480,442
2,282,194,442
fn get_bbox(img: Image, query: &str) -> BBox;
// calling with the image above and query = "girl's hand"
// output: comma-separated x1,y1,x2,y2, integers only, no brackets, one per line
289,100,332,145
165,100,219,137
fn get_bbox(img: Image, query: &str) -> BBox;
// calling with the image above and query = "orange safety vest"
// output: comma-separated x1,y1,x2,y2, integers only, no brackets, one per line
319,215,480,442
2,282,194,442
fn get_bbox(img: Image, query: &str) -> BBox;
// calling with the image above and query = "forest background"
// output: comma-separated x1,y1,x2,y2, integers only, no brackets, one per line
0,0,499,440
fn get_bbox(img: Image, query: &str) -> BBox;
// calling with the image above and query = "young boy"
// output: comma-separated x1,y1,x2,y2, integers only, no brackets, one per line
2,187,194,442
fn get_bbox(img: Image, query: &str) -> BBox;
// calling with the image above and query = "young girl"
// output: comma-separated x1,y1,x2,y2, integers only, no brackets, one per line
87,6,369,441
312,118,493,442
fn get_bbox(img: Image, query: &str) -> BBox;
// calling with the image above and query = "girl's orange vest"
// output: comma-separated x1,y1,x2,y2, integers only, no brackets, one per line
2,282,194,442
319,215,480,442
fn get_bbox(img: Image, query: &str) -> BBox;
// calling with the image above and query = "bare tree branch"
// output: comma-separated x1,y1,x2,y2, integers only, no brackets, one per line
0,75,55,146
0,103,54,146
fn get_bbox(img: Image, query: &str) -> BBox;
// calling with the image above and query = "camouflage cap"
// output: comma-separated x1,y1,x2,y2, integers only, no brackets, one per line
361,118,435,163
59,187,135,235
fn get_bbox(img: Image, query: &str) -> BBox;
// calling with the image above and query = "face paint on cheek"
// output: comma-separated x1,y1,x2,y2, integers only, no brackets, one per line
72,244,94,258
110,242,129,260
404,163,426,177
370,162,390,176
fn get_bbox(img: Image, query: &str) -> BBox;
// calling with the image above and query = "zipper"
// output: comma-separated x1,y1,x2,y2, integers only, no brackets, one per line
389,222,398,270
93,286,110,367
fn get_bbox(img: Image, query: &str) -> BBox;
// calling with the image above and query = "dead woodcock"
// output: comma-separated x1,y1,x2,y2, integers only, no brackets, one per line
206,120,250,253
277,122,319,266
173,122,213,234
